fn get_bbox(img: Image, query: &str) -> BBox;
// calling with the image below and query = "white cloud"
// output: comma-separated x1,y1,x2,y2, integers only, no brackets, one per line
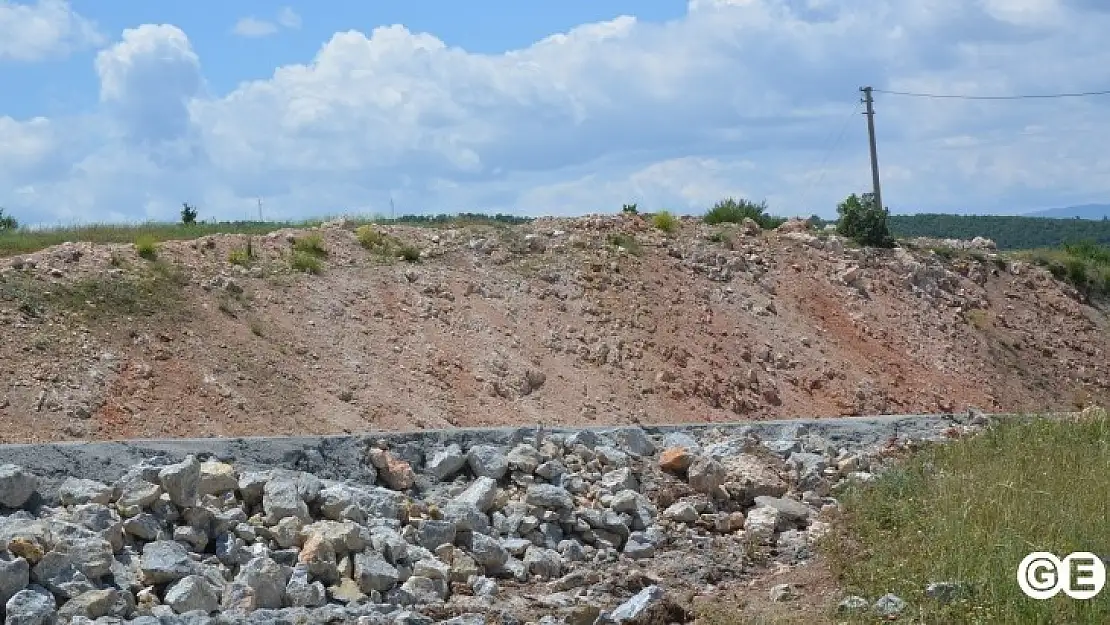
95,25,204,149
232,17,278,38
277,7,301,30
6,0,1110,227
0,0,102,61
0,116,54,173
232,7,301,39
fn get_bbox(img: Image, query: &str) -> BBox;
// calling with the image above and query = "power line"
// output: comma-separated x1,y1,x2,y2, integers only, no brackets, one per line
798,101,861,212
872,87,1110,100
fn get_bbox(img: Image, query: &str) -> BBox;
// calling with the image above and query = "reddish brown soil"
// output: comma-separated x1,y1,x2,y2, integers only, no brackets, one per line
0,214,1106,443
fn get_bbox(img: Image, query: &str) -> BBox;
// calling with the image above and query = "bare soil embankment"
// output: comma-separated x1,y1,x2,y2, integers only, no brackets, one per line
0,214,1106,443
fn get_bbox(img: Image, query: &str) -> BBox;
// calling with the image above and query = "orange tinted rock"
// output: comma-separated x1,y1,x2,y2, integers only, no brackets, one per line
368,449,416,491
659,447,694,473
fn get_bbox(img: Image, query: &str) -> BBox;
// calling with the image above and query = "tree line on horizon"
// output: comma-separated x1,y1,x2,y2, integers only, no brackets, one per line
886,213,1110,250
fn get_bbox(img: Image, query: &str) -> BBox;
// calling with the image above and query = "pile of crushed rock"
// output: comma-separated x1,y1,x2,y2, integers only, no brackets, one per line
0,417,986,624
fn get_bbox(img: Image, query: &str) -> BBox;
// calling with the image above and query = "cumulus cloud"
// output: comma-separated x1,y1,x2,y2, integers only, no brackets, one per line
232,7,301,38
0,0,102,61
94,24,204,152
5,0,1110,226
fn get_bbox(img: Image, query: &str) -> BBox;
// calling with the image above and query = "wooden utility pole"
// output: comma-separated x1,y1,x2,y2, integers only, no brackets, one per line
860,86,883,212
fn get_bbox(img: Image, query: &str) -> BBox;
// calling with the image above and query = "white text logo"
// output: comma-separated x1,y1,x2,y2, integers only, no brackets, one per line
1017,552,1106,600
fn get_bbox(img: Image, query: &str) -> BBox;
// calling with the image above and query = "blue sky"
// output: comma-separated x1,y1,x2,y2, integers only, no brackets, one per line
2,0,1110,227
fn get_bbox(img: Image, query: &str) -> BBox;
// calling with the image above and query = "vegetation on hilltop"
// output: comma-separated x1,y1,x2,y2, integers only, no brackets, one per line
0,212,532,258
836,192,894,247
1018,240,1110,303
889,213,1110,250
703,197,787,230
0,207,16,231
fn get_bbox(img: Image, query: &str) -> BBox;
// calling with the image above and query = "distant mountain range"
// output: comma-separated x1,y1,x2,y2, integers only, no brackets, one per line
1023,204,1110,220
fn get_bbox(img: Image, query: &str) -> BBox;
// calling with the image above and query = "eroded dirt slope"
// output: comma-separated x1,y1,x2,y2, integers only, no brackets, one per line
0,214,1106,443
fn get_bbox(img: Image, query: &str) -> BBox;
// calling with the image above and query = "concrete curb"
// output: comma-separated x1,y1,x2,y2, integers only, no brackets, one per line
0,411,1073,499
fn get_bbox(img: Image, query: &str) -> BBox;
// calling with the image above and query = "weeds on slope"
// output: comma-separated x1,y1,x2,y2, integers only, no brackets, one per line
0,213,532,258
1019,240,1110,303
355,225,420,263
821,409,1110,624
1,260,187,322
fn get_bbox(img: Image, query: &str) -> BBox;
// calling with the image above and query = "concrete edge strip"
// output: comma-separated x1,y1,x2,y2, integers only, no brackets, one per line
0,410,1080,452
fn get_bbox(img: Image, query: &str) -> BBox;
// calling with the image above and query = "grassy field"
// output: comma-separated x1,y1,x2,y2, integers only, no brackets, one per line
822,409,1110,624
1014,241,1110,303
0,213,532,258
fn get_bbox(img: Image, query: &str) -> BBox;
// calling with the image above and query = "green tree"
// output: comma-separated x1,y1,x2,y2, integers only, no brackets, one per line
181,202,198,225
836,192,892,247
0,207,17,231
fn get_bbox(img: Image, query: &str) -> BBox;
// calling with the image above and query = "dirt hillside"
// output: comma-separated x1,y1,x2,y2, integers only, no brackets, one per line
0,213,1106,444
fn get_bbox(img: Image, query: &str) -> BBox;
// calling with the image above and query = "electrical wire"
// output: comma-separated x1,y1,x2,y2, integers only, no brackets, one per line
798,101,861,213
872,88,1110,100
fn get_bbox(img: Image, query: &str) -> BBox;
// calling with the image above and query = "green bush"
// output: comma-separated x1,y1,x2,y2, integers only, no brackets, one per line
652,210,679,234
356,225,387,249
135,235,158,260
290,250,322,274
836,192,893,247
0,207,17,231
292,233,327,258
621,203,638,215
398,245,421,262
703,197,784,229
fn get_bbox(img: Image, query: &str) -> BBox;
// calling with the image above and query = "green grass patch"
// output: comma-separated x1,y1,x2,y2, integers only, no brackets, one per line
606,233,642,256
228,248,252,266
397,244,421,262
290,250,323,274
356,225,388,249
0,221,302,258
134,235,158,260
1,260,187,322
652,210,680,234
0,213,533,258
356,225,420,262
822,410,1110,624
291,233,327,258
1016,240,1110,302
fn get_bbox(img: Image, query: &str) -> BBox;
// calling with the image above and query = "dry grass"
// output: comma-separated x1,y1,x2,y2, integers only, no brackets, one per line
0,213,530,258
